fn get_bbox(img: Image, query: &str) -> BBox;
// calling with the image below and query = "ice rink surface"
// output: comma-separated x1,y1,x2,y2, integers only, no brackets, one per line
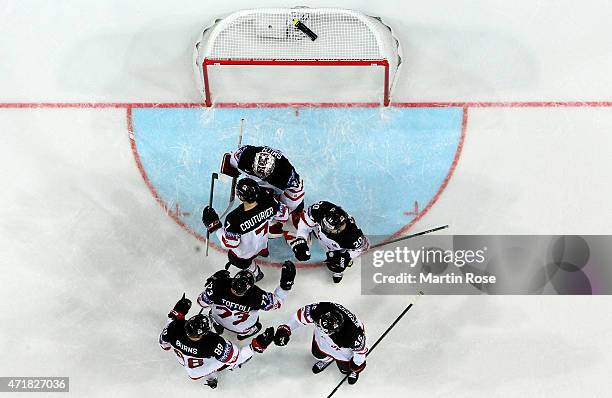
1,1,612,397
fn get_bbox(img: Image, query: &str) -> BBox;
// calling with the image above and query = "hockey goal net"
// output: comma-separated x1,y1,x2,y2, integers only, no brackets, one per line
194,7,402,106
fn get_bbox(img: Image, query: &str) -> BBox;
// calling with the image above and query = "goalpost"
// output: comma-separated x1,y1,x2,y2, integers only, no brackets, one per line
194,7,402,106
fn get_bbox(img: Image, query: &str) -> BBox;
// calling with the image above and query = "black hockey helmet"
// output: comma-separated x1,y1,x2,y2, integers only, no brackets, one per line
231,270,255,296
236,178,260,203
253,151,276,178
318,308,345,335
184,314,211,339
321,206,348,235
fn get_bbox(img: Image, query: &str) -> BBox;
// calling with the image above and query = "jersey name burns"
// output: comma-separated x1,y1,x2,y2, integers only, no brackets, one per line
175,339,198,355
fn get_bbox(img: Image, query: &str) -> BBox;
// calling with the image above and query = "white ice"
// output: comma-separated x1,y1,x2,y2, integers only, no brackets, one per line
1,1,612,397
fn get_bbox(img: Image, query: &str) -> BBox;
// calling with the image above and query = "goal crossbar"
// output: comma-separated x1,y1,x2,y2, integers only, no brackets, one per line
194,7,401,106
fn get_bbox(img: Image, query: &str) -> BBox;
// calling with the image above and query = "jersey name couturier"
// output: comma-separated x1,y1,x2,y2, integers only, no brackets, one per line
238,207,274,232
216,193,289,259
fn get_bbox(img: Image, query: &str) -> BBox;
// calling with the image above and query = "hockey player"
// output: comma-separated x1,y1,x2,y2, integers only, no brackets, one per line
288,200,369,283
197,261,296,340
273,302,368,385
220,145,304,232
159,294,274,389
202,177,289,280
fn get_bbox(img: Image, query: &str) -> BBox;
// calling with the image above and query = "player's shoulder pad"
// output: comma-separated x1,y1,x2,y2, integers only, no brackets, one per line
212,335,235,362
287,169,301,188
344,220,367,248
238,144,257,154
334,303,362,330
205,272,230,297
164,319,183,341
223,211,243,234
352,329,367,351
199,333,228,358
258,190,277,206
245,285,269,307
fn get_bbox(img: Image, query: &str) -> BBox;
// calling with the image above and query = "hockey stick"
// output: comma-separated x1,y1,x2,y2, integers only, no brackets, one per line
220,118,245,219
369,224,449,250
205,172,219,256
325,291,425,398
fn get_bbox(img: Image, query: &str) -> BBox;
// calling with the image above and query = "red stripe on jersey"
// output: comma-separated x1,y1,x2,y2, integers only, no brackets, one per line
222,235,240,248
277,207,289,222
223,232,240,242
301,212,316,228
284,191,305,201
286,183,303,193
225,344,235,363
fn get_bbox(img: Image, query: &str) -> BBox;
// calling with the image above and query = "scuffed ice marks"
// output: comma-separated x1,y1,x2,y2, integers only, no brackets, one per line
131,106,463,259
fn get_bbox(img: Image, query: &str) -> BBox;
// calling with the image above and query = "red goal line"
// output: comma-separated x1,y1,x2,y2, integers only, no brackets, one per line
1,101,612,109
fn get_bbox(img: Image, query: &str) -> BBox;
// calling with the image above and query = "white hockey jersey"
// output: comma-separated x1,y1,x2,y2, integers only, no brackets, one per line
197,272,289,334
297,201,369,258
215,192,289,259
285,302,368,366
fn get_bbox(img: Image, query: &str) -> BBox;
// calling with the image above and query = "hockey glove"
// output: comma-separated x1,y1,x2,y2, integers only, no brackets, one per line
290,237,311,261
220,153,240,178
325,250,352,273
274,324,292,346
280,261,296,290
202,206,221,233
168,293,192,320
251,327,275,353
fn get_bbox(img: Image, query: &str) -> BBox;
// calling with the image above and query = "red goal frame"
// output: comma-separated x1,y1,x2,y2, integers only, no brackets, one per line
202,58,391,107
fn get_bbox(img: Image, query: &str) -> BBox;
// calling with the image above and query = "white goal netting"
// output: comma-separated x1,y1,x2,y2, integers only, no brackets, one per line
194,7,402,105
